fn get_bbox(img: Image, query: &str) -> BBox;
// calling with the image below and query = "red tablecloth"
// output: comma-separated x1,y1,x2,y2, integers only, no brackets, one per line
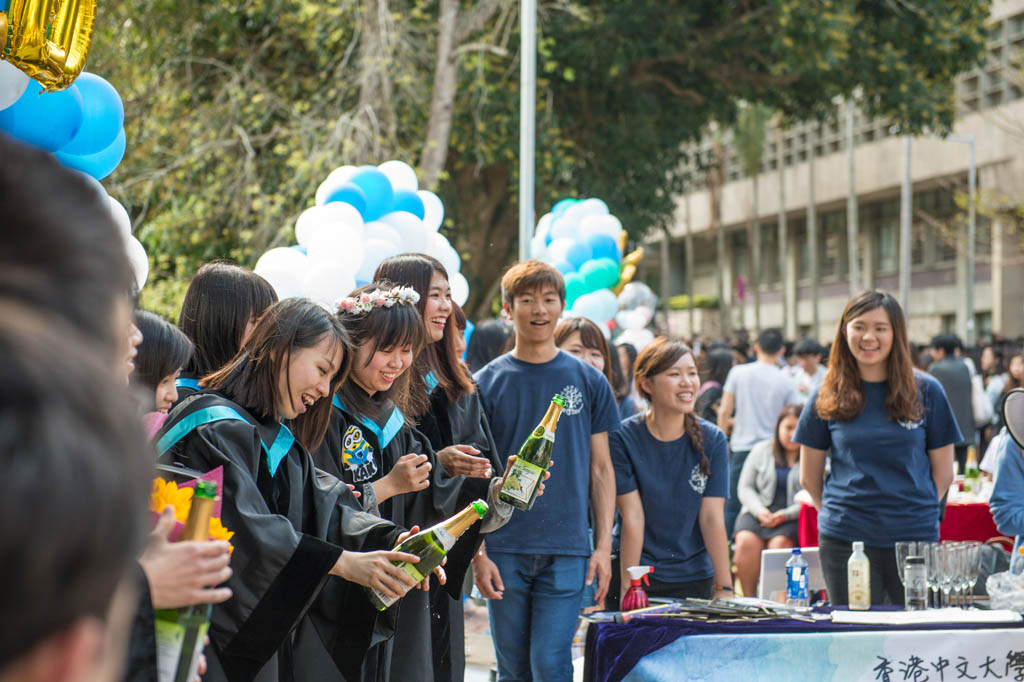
797,502,1001,547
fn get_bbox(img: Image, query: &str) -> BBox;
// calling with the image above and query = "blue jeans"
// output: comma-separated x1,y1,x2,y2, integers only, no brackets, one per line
487,552,587,682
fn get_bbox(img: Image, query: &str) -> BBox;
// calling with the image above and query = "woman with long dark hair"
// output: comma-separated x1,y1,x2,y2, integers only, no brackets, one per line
694,346,734,424
732,404,804,596
372,255,505,682
795,290,960,605
158,298,424,682
131,310,194,438
313,281,515,682
175,262,277,402
611,337,732,601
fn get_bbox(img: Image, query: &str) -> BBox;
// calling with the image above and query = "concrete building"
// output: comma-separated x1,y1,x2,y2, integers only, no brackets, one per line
647,0,1024,346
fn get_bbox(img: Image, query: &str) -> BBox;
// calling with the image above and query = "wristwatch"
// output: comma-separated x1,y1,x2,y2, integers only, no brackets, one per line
714,584,734,592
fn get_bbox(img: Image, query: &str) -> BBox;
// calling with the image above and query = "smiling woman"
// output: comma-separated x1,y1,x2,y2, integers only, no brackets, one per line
155,298,428,682
794,289,962,607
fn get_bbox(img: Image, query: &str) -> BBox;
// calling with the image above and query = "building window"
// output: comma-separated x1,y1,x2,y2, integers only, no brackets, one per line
732,229,748,281
760,222,779,285
821,211,846,279
877,221,898,273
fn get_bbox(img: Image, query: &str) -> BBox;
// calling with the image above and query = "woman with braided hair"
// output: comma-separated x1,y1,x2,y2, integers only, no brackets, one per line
610,336,733,601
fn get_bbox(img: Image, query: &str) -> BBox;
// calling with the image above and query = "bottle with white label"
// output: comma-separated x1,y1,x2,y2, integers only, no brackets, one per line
848,541,871,610
368,499,488,610
785,547,809,607
498,395,564,511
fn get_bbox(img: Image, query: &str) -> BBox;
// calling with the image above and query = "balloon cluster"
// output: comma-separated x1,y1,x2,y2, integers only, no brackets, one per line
529,197,642,327
0,68,126,180
614,282,657,350
253,161,469,309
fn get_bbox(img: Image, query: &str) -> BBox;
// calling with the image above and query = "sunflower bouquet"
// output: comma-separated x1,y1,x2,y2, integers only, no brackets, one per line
150,466,234,551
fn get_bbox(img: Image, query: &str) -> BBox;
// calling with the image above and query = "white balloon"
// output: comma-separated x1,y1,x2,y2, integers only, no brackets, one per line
302,261,356,309
377,160,418,193
418,190,445,232
577,197,609,216
315,165,359,206
0,61,29,110
356,239,402,282
307,226,364,274
530,234,549,261
256,267,305,300
438,244,461,275
255,247,308,274
535,212,553,239
380,211,429,253
591,289,619,321
125,236,149,290
296,203,364,247
617,328,655,351
548,238,575,264
579,214,623,240
427,232,450,255
364,221,403,246
107,195,132,241
614,309,649,331
449,272,469,306
549,215,580,241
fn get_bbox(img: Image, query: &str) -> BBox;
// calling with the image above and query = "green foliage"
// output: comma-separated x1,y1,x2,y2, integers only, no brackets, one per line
86,0,990,317
734,103,773,177
668,294,719,310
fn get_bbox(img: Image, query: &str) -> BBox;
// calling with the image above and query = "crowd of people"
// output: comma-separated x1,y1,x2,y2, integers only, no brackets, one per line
5,124,1024,682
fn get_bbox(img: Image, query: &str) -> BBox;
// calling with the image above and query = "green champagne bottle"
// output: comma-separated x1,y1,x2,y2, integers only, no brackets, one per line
498,394,565,511
964,444,979,493
369,499,488,610
154,479,218,682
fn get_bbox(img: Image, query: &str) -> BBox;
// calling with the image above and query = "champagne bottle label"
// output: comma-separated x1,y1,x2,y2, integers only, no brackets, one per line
155,618,209,682
501,458,545,504
370,560,425,609
434,526,456,552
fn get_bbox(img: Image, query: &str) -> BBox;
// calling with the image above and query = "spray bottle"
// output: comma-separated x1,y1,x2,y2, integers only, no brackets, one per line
621,566,654,611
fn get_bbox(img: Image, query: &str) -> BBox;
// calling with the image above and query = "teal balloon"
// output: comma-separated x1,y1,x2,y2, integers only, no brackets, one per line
579,257,620,292
564,272,587,307
55,127,126,180
552,197,578,218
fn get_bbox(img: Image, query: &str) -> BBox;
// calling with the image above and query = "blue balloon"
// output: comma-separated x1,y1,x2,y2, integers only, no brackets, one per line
325,183,368,218
55,127,126,180
565,241,593,270
59,73,123,155
552,198,578,218
291,245,308,254
462,320,475,359
0,0,8,11
348,168,394,221
389,189,425,219
586,233,621,262
554,261,575,275
0,80,83,151
355,279,370,287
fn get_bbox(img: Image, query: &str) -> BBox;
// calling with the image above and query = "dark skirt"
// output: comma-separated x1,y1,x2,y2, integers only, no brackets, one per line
733,511,799,543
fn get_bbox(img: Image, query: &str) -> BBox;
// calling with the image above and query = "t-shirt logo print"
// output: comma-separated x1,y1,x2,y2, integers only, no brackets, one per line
560,384,584,416
689,463,707,494
342,425,378,482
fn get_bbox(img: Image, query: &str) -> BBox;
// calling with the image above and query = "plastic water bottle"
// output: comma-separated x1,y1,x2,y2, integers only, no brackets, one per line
786,547,810,607
1011,546,1024,575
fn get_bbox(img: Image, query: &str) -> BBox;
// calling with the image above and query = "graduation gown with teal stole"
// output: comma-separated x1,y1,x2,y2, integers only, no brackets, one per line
312,391,492,682
414,373,505,682
156,392,406,682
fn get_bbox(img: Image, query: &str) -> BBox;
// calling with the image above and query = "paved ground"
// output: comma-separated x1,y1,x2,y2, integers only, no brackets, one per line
464,599,496,682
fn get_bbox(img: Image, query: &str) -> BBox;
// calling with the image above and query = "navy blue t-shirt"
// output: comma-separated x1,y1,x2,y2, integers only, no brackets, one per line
610,414,730,582
474,350,621,556
793,372,962,547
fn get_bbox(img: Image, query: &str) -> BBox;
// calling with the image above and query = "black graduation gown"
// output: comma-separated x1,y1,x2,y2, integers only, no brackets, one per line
312,395,492,682
416,387,504,682
171,371,202,408
157,392,405,682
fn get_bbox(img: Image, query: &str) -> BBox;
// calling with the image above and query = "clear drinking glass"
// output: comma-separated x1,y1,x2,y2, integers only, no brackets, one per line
894,541,916,588
962,542,981,608
925,542,942,608
937,543,957,608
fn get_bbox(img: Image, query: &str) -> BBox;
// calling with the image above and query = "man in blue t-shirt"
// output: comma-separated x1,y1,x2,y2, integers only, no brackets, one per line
473,260,620,682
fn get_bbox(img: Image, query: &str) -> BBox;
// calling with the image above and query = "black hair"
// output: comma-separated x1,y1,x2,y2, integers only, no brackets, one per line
131,310,194,393
794,338,823,357
205,298,350,451
178,262,278,377
756,328,784,355
0,302,150,668
466,319,513,373
0,133,134,363
931,333,959,356
336,282,427,423
704,348,735,385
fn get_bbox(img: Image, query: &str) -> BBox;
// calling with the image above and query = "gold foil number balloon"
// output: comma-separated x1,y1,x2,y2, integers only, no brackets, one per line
1,0,96,91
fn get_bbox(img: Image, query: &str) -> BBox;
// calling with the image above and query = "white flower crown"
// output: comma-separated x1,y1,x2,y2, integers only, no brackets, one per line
336,286,420,314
